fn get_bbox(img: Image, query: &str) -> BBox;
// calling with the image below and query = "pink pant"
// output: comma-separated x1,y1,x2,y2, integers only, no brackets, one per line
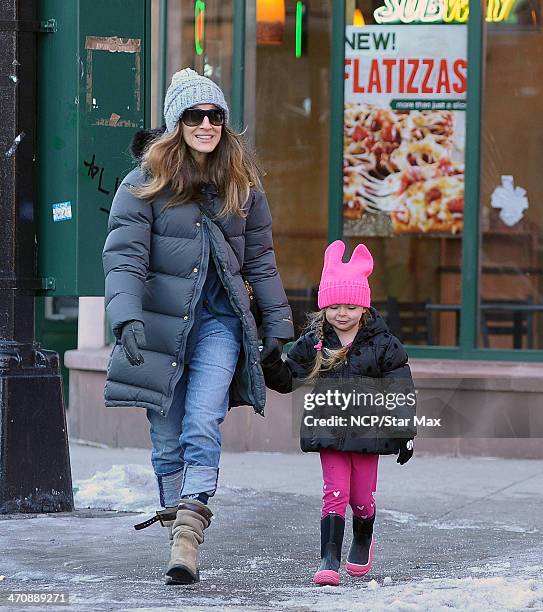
320,449,379,519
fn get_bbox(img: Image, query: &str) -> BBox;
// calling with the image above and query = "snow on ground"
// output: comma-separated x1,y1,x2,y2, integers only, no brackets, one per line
73,464,538,538
68,463,543,611
380,508,538,534
73,464,157,513
269,574,543,612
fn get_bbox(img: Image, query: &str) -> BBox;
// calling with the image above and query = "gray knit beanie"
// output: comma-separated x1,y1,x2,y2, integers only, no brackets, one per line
163,68,229,132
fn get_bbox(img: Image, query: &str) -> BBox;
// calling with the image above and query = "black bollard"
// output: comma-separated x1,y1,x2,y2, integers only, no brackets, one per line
0,0,73,513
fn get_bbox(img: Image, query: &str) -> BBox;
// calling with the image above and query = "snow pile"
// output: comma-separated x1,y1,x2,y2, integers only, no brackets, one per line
74,464,156,513
275,575,543,611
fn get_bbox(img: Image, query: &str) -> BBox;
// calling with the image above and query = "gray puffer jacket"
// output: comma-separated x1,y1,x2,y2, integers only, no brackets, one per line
102,153,293,417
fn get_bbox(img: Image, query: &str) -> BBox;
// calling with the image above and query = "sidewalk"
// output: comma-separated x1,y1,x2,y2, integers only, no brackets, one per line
0,441,542,611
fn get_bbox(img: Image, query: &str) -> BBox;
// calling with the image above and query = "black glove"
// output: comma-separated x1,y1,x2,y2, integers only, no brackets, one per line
260,346,283,368
260,337,285,362
120,320,146,366
397,439,414,465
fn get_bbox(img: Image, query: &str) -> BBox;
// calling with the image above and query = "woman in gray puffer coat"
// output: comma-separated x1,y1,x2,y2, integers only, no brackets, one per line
102,68,293,585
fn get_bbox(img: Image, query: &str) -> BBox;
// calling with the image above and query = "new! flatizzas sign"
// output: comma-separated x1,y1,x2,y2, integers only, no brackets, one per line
343,25,467,236
344,27,466,101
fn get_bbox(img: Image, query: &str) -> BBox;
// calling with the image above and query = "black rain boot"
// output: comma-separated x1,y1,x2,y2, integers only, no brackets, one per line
313,513,345,586
346,512,375,577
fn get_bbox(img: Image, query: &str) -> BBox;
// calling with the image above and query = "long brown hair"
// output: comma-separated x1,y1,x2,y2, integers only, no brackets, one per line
304,309,372,381
132,122,262,217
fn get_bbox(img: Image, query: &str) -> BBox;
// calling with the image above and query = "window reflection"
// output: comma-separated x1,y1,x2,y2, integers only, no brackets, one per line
478,20,543,349
251,2,331,334
166,1,233,104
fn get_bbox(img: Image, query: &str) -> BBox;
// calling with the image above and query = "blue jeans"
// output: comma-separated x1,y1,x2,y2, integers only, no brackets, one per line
146,307,241,507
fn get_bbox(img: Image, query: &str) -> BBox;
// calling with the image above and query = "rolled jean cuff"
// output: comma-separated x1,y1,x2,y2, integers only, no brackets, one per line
180,465,219,498
157,468,184,508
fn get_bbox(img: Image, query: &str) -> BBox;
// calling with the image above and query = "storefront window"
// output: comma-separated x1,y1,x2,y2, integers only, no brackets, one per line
151,0,542,357
250,1,332,334
343,1,467,346
166,1,233,105
478,11,543,350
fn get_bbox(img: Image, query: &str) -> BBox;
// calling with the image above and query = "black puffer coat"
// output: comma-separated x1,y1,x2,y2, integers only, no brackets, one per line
102,129,293,417
262,307,416,454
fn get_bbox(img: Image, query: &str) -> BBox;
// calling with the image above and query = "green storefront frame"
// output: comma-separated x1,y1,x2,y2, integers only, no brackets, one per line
161,2,541,363
327,2,543,363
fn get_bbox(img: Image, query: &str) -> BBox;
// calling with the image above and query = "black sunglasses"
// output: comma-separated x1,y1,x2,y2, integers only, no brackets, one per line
181,108,225,127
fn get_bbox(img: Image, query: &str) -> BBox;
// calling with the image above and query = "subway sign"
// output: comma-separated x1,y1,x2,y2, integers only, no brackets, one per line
374,0,515,24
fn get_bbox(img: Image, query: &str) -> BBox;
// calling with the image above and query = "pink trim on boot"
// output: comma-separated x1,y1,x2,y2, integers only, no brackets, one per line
313,569,340,586
345,536,374,577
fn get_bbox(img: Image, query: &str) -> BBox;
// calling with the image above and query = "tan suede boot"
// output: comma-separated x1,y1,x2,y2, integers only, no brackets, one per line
165,499,213,585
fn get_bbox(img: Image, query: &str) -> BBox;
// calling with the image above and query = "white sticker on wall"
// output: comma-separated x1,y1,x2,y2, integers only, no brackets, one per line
490,176,529,227
52,201,72,222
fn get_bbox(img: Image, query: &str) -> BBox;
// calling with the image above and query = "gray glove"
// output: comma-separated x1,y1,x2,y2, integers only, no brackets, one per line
120,320,146,366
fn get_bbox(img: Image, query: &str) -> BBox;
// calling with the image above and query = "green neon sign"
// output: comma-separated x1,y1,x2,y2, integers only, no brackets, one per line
195,0,205,56
295,1,303,58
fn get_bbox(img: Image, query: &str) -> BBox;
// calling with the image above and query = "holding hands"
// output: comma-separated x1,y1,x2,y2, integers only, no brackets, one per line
260,337,285,362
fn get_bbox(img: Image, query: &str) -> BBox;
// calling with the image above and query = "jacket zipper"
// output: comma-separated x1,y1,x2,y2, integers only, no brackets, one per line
204,217,263,411
165,212,209,408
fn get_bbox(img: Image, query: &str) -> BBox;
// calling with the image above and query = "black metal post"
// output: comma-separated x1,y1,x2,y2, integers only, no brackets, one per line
0,0,73,513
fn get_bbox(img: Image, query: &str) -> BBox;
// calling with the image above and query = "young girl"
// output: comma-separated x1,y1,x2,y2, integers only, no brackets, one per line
261,240,416,586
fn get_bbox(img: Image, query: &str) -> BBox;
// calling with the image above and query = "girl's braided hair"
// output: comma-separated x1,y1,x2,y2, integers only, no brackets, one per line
304,308,372,381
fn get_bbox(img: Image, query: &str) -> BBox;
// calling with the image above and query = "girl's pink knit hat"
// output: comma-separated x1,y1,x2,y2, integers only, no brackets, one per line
317,240,374,309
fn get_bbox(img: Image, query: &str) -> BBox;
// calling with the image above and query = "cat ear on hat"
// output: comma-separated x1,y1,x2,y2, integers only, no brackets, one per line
322,240,346,271
351,243,374,277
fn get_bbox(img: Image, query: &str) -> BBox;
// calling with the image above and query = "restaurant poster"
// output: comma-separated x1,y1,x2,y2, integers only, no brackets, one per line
343,25,467,236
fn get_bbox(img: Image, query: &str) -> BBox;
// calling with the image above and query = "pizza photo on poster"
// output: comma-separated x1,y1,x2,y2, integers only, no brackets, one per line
343,25,467,236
